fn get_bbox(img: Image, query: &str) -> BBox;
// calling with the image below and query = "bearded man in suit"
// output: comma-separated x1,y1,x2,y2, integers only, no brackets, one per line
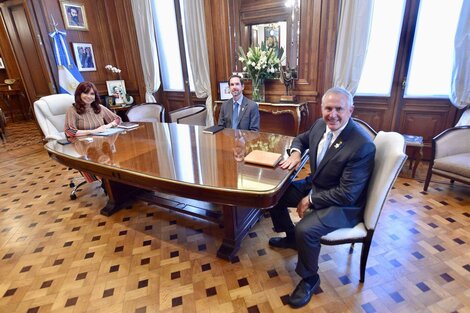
269,87,376,308
218,75,259,131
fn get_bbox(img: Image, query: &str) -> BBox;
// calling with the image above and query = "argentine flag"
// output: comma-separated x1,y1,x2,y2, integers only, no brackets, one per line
49,29,83,94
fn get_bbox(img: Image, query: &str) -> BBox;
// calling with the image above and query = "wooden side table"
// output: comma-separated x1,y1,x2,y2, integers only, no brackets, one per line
110,105,132,122
403,134,424,178
213,101,309,136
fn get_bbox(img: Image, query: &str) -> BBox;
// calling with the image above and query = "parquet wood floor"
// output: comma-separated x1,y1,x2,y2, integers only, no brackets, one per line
0,121,469,313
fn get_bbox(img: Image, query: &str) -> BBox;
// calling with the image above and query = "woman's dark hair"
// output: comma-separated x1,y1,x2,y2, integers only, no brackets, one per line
74,81,101,114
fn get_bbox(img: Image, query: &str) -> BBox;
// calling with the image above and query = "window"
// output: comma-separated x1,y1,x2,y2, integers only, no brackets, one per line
152,0,194,92
356,0,463,98
356,0,406,96
404,0,463,97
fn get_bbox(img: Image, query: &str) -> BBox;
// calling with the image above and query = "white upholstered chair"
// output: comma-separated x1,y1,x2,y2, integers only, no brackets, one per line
33,94,86,199
33,94,74,141
423,126,470,191
320,131,407,282
169,105,207,126
126,103,165,123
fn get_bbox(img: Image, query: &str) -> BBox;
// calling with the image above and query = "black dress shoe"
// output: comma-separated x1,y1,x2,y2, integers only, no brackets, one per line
268,237,297,250
288,275,320,308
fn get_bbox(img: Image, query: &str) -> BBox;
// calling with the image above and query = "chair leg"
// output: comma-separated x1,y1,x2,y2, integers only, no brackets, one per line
423,163,434,191
70,180,86,200
360,232,374,283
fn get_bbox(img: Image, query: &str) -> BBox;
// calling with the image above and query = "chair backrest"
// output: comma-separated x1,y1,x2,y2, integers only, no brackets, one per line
353,117,377,139
364,131,407,230
169,105,207,126
433,126,470,159
33,94,74,141
127,103,165,123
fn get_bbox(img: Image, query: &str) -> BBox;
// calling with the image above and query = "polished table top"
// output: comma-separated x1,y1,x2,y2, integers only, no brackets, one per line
46,122,304,208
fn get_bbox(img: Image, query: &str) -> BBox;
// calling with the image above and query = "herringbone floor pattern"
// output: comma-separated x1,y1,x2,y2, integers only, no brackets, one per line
0,121,469,312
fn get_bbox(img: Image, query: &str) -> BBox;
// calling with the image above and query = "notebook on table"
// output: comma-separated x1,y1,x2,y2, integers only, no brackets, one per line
91,128,125,136
244,150,283,167
203,125,224,134
117,122,139,129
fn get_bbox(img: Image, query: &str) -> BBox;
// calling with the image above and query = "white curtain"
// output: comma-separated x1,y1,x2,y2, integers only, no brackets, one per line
131,0,161,102
333,0,374,95
182,0,213,126
450,0,470,125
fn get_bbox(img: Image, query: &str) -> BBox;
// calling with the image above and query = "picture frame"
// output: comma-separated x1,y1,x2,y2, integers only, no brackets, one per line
264,25,280,50
106,80,126,104
219,81,231,100
0,58,4,69
104,96,115,108
60,1,88,31
72,43,96,71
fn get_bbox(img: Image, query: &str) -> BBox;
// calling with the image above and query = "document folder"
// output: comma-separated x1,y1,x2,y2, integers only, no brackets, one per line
244,150,282,167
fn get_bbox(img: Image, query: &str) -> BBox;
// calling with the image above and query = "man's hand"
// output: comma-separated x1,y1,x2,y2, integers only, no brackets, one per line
296,196,310,219
279,151,301,170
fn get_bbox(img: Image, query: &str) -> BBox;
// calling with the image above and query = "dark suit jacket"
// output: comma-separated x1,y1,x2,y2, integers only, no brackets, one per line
218,97,260,131
291,118,376,228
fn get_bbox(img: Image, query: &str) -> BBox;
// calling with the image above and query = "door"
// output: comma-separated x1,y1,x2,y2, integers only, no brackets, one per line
0,0,56,108
352,0,462,149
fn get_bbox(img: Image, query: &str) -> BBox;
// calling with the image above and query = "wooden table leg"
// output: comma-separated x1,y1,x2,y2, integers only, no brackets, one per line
100,179,141,216
412,146,423,178
217,205,262,261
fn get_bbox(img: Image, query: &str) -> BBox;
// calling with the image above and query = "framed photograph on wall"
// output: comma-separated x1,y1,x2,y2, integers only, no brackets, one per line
219,81,231,100
60,1,88,31
0,58,4,69
72,43,96,71
106,80,126,104
264,25,280,50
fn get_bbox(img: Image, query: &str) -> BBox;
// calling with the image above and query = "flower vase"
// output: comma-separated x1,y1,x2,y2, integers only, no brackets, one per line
252,79,265,102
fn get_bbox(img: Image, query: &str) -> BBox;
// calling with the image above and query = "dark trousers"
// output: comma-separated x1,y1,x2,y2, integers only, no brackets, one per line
270,179,337,278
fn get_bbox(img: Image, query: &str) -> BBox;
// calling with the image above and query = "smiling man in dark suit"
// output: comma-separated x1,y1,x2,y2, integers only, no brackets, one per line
269,87,376,308
218,74,260,131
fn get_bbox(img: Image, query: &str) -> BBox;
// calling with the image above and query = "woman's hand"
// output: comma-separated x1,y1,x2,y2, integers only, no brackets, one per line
95,125,108,133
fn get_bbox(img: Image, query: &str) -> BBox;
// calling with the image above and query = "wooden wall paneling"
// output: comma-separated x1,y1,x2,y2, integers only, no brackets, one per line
0,0,54,117
30,0,61,95
205,0,232,103
353,96,394,132
398,99,460,140
104,0,145,104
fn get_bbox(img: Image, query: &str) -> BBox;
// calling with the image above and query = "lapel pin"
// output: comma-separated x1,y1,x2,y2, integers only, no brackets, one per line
334,141,343,149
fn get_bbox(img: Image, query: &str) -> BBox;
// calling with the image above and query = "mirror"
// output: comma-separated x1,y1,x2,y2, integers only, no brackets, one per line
229,0,301,73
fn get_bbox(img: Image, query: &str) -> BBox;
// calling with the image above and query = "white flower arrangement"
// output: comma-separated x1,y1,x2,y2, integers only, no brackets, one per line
238,44,283,101
105,64,122,75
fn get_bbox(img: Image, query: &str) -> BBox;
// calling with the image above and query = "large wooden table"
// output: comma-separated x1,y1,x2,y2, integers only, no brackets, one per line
45,122,307,260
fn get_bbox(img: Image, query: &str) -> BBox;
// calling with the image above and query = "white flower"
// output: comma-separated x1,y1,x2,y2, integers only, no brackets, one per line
105,64,121,75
